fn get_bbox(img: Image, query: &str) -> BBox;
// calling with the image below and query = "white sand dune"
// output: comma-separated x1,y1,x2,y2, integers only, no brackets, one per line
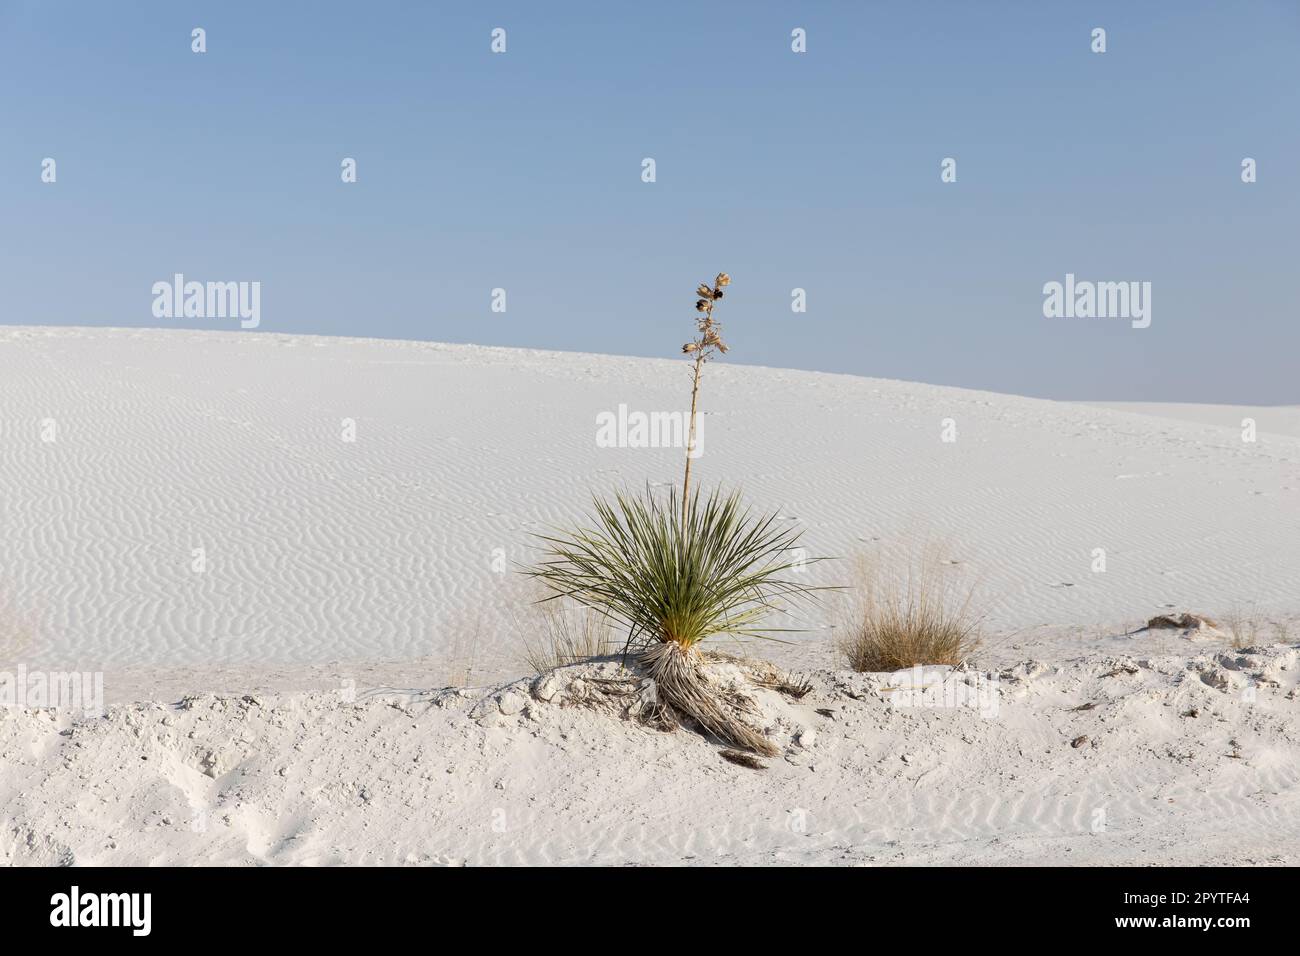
2,326,1297,684
1088,402,1300,439
3,326,1299,867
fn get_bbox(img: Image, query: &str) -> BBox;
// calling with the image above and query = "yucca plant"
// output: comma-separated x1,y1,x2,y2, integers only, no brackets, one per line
528,271,830,754
529,486,825,754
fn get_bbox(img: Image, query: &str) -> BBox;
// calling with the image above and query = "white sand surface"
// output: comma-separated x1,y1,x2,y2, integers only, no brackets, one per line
2,326,1298,685
4,643,1297,866
1088,402,1300,440
3,326,1298,866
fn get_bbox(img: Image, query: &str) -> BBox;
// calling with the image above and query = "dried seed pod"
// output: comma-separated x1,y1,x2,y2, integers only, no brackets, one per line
695,299,709,312
696,284,714,299
715,272,731,288
682,342,699,353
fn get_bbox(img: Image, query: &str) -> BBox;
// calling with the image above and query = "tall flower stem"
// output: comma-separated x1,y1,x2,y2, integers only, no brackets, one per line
681,317,708,527
679,272,729,529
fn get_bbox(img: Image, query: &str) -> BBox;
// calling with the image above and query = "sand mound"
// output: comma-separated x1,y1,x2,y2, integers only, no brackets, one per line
4,644,1298,866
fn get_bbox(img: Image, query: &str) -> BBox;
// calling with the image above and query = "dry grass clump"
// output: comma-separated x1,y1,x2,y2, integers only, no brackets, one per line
1221,606,1295,650
838,548,981,672
441,609,483,688
1222,608,1264,651
512,592,616,675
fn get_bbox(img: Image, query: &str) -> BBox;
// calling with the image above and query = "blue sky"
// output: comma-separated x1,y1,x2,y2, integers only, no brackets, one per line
2,1,1296,401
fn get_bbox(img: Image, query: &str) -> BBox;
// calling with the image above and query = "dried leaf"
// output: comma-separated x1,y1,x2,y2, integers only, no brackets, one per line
719,749,766,770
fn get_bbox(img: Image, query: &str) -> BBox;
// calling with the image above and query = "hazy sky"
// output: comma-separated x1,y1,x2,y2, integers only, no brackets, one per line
2,1,1296,402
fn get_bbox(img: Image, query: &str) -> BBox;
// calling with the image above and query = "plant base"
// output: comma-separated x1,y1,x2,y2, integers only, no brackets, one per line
639,641,779,756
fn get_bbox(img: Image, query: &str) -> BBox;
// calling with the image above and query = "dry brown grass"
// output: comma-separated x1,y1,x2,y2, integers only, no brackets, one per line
1223,607,1262,651
440,608,483,689
513,592,617,675
1223,609,1295,651
837,547,982,672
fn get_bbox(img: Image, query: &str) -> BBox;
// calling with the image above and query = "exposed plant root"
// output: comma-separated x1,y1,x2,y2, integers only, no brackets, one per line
640,641,779,756
703,652,813,700
563,674,678,732
748,666,814,700
533,648,790,753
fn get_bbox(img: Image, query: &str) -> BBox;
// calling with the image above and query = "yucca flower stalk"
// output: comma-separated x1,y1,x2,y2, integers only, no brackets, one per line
529,486,826,753
680,272,730,528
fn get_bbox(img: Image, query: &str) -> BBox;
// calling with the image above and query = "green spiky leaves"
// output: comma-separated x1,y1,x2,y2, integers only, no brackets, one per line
529,487,829,651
